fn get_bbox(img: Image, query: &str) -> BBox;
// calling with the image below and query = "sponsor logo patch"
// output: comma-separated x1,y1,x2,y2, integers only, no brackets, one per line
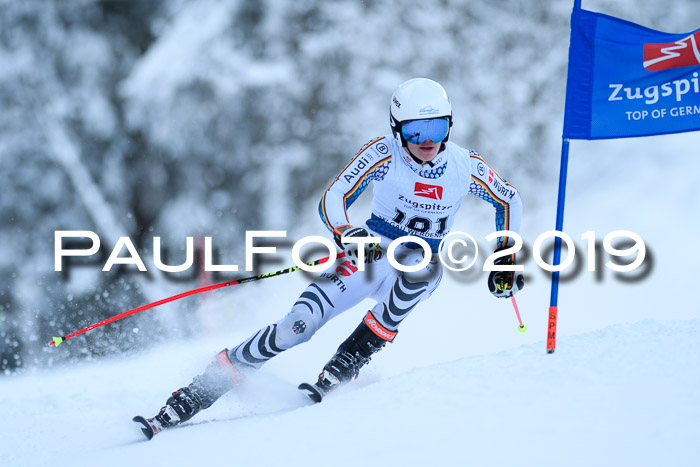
364,313,397,342
419,105,440,116
335,260,358,277
414,182,443,200
376,142,389,154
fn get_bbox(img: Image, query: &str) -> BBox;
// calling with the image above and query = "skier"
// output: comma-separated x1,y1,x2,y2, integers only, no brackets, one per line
134,78,524,438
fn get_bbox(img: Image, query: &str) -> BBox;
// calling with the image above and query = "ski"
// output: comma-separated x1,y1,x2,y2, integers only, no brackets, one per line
134,395,317,440
297,382,326,403
132,415,162,440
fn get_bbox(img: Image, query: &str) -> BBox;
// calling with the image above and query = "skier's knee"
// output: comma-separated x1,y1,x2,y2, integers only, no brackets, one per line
274,306,321,348
402,252,441,285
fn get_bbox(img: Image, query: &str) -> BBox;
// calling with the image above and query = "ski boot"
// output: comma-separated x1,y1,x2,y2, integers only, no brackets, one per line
134,349,244,439
299,311,396,403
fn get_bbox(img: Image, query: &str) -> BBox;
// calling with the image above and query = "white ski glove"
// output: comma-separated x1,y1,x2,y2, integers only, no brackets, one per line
333,225,382,267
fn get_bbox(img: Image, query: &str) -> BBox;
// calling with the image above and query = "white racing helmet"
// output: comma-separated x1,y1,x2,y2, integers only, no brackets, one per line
390,78,453,147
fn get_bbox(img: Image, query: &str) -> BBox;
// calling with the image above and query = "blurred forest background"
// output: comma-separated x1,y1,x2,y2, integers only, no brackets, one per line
1,0,696,373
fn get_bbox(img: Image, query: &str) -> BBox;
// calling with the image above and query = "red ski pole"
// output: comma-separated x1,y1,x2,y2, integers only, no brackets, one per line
48,252,344,347
511,296,527,333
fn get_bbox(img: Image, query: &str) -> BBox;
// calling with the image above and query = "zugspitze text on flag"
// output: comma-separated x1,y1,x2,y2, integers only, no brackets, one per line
563,8,700,140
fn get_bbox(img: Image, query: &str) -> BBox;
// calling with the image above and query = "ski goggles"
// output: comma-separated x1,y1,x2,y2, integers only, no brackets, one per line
401,117,450,144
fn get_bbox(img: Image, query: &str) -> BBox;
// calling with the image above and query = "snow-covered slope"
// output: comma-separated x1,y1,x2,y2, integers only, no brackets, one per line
3,121,699,467
2,319,698,467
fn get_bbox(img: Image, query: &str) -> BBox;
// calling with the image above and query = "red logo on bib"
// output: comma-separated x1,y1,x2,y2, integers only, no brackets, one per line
414,182,443,200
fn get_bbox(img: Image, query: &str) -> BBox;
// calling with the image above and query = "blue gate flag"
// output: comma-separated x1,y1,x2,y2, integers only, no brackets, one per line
563,8,700,140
